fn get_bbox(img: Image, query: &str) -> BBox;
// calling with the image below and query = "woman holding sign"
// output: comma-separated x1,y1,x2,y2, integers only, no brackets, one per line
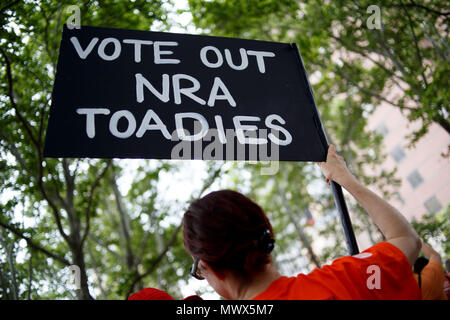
182,145,422,300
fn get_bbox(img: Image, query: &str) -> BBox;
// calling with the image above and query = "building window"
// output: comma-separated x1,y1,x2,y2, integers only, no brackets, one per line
407,170,424,189
376,123,389,137
390,145,406,163
424,196,443,214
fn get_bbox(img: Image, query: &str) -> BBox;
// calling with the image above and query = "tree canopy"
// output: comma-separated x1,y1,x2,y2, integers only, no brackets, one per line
0,0,448,300
189,0,450,145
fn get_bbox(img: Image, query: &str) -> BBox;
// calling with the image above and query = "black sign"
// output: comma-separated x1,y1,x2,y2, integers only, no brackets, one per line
44,25,327,161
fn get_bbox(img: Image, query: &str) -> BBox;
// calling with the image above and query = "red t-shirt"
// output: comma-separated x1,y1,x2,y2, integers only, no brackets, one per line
253,242,421,300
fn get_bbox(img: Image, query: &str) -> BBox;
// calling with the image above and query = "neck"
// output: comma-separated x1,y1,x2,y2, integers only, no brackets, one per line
234,264,281,300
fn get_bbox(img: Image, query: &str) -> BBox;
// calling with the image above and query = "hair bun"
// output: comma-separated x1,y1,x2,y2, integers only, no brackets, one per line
258,228,275,253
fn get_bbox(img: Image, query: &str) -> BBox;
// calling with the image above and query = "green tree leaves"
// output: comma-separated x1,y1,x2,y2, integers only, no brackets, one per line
1,0,447,300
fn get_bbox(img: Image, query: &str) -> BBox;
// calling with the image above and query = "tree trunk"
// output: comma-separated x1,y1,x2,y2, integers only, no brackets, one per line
0,266,10,300
284,207,321,268
111,171,135,270
155,231,165,288
62,159,93,300
70,241,93,300
87,243,108,299
278,189,321,268
27,251,33,300
0,232,18,299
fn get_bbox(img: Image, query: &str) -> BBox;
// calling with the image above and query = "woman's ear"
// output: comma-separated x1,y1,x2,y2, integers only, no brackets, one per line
200,260,226,280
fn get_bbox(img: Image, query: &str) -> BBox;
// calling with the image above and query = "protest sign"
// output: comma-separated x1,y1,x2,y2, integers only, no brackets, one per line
44,25,327,161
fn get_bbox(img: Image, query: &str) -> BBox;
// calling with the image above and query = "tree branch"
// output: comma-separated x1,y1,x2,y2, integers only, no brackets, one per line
125,222,182,299
0,47,40,148
278,184,321,268
340,71,412,111
135,224,152,266
0,0,20,14
38,96,51,145
311,60,414,111
0,129,28,172
421,20,449,61
388,1,450,17
62,159,75,189
400,0,428,89
374,25,410,77
88,235,126,263
0,46,70,244
124,163,225,298
0,220,71,266
0,266,10,299
81,160,112,246
0,231,18,299
48,176,69,213
40,6,58,71
329,34,408,90
62,158,76,225
86,242,108,299
110,167,135,269
27,250,33,300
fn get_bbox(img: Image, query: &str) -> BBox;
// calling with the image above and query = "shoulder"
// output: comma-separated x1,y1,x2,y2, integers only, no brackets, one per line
305,242,421,299
330,241,412,270
252,275,334,300
254,242,421,300
421,260,445,278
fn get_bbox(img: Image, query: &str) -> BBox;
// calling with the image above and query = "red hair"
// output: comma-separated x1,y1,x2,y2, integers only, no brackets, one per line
183,190,274,277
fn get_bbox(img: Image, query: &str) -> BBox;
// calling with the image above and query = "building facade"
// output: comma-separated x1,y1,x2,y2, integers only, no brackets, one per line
367,103,450,222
